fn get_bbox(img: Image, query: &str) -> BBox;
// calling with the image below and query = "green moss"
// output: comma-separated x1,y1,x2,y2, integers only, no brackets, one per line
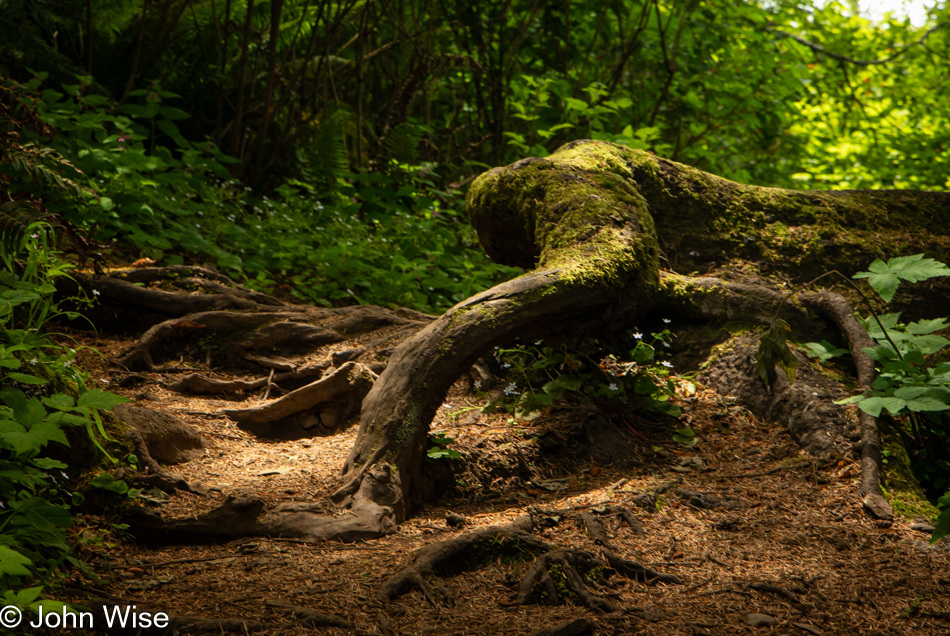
468,142,660,296
881,436,939,521
394,401,422,446
484,140,950,285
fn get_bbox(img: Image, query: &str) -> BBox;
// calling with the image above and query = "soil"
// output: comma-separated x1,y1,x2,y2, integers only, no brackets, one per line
60,330,950,635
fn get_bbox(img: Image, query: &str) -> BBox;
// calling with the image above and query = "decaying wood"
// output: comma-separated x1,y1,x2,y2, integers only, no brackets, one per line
223,361,376,439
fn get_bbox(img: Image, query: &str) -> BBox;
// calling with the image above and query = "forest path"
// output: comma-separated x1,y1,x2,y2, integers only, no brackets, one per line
66,327,950,635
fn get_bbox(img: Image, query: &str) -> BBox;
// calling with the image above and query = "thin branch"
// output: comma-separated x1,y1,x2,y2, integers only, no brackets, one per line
768,21,948,66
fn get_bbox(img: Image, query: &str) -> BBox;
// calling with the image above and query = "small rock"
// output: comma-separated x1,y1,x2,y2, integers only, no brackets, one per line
745,613,778,627
445,511,466,528
792,622,823,635
910,518,935,534
630,493,657,511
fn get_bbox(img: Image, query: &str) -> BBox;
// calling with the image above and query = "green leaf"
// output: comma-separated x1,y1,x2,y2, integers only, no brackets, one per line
77,390,132,410
7,372,48,385
802,340,849,363
755,319,798,389
2,419,69,453
933,506,950,544
905,397,950,412
906,318,949,335
0,545,33,576
854,254,950,302
857,396,906,417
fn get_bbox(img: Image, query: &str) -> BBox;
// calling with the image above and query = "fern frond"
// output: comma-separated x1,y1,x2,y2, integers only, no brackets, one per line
382,122,423,165
308,108,351,193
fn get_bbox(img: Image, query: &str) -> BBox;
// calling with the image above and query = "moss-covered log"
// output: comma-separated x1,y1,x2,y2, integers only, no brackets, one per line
336,139,950,526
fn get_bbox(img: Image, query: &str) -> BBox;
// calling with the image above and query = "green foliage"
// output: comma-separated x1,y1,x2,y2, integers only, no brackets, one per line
427,433,461,460
802,340,849,363
0,215,130,603
853,254,950,303
487,329,681,432
755,319,798,390
795,256,950,543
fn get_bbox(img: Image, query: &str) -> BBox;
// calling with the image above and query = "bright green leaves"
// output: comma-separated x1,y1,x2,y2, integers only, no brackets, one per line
426,434,461,459
854,254,950,303
802,340,848,363
755,319,798,389
487,330,682,427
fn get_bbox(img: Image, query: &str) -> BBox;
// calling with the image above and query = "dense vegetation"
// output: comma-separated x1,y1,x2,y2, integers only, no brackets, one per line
1,0,949,610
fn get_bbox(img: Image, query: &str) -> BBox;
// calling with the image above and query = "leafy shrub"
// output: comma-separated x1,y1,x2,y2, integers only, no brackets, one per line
486,328,682,431
794,255,950,542
0,219,130,605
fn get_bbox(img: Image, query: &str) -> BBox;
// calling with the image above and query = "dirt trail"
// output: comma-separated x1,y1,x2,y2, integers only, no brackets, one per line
66,339,950,635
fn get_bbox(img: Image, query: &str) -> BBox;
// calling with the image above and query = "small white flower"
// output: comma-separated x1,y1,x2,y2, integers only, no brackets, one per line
64,360,74,367
633,332,643,340
502,362,512,369
31,233,39,239
29,358,38,365
92,289,101,296
689,250,700,257
504,382,518,396
662,318,671,324
474,381,482,389
663,342,671,348
660,361,673,368
608,383,618,392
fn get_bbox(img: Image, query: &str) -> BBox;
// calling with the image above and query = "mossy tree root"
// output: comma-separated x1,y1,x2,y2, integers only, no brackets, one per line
336,151,661,519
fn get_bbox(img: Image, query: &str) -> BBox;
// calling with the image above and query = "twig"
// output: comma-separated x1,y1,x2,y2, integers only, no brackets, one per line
261,368,275,400
682,576,715,594
768,22,948,66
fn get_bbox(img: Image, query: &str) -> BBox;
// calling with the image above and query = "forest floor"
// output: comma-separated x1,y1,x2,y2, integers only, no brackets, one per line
62,331,950,636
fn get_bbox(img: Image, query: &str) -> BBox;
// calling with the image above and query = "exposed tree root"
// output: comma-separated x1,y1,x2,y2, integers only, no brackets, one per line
526,618,594,636
801,290,893,520
379,514,548,606
117,310,310,371
263,599,353,629
168,361,331,395
126,465,399,544
120,428,200,494
223,362,377,439
379,509,679,615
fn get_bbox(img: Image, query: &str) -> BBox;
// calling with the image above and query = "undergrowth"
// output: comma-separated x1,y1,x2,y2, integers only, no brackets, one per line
7,74,516,316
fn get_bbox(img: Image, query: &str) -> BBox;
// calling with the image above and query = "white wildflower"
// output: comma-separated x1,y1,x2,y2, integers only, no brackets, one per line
660,361,673,368
633,332,643,340
504,382,518,396
474,381,482,389
502,362,512,369
608,383,618,392
92,289,101,296
663,342,671,348
662,318,671,324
